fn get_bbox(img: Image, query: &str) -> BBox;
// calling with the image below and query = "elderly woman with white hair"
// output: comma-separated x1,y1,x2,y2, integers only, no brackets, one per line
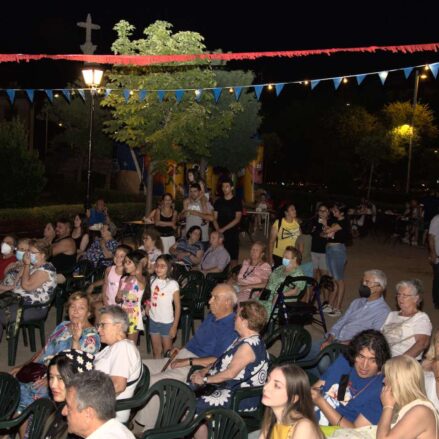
94,305,142,423
381,279,432,359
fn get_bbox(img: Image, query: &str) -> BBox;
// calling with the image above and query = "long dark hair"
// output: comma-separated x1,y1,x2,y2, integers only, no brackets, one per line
261,364,322,438
74,213,89,236
123,250,150,304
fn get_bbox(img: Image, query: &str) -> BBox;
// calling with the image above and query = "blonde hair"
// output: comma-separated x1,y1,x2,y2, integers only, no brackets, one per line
425,327,439,361
383,355,428,409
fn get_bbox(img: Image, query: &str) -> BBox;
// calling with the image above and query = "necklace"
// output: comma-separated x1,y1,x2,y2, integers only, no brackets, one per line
242,262,261,279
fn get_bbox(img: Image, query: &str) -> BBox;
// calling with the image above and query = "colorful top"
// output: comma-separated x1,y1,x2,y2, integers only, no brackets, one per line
237,259,272,302
13,262,57,306
85,239,118,267
259,265,306,314
106,265,123,305
272,218,301,258
119,276,145,334
195,334,269,412
149,277,180,324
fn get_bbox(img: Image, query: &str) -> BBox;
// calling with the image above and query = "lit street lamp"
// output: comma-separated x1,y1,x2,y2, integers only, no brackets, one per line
81,64,103,208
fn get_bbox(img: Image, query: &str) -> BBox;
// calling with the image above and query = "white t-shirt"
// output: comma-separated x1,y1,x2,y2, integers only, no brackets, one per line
429,214,439,263
149,278,179,324
94,339,142,422
424,371,439,412
86,418,135,439
381,311,432,359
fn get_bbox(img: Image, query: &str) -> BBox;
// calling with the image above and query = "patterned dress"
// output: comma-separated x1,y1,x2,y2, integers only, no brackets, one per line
119,276,144,334
18,321,100,411
195,334,269,412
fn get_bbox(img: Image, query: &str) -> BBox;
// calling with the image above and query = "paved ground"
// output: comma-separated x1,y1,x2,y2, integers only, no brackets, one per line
1,231,437,372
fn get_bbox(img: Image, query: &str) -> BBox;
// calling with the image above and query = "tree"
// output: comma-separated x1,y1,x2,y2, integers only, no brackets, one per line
102,20,243,212
41,86,113,184
0,119,46,207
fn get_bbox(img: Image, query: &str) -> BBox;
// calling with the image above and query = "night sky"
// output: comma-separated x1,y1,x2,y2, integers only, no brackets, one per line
1,0,438,88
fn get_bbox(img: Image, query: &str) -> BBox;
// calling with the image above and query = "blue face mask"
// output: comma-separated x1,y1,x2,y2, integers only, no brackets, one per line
16,250,25,261
282,258,291,267
30,254,38,265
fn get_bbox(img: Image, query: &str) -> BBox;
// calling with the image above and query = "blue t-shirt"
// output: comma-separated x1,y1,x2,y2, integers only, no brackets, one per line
89,208,106,226
320,355,383,424
186,312,237,358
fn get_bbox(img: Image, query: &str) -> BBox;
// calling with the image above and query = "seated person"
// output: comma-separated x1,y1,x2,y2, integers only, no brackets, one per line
229,241,271,302
94,306,142,423
377,355,439,439
258,246,306,315
72,213,90,259
87,197,110,226
0,234,17,280
190,300,269,412
381,279,431,360
421,327,439,411
50,218,77,277
0,237,30,291
169,225,204,270
83,223,118,268
199,231,230,275
311,329,391,428
133,284,238,433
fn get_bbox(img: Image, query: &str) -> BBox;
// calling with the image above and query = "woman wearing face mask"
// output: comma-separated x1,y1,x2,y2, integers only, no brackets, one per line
258,246,306,316
0,238,31,293
0,234,17,280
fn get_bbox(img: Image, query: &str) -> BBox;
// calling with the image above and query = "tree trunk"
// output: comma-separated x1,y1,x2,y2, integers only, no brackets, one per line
129,148,147,196
200,158,208,178
146,161,154,215
367,161,374,200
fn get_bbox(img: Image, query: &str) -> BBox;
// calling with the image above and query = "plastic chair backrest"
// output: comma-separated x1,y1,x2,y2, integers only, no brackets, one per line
0,372,20,421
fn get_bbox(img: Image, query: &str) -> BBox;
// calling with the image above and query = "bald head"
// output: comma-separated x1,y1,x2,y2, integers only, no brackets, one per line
208,283,237,318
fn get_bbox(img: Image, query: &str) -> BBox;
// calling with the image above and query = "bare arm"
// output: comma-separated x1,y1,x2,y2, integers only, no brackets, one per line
169,290,181,338
20,265,49,292
401,334,430,358
219,212,242,233
110,375,127,396
52,238,76,256
213,211,220,231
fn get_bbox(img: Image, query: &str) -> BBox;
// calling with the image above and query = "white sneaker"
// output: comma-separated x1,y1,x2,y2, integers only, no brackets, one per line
322,304,333,313
328,308,342,317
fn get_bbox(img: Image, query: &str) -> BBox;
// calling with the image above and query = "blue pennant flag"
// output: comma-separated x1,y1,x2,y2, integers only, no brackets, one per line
123,89,130,103
310,80,320,90
194,89,203,102
139,89,147,102
105,89,112,98
45,89,53,103
175,89,185,103
25,89,35,103
333,77,343,90
356,74,366,85
378,71,388,85
275,83,285,96
62,90,71,102
253,85,263,100
429,63,439,79
157,90,165,102
212,88,222,103
6,89,15,104
77,89,86,101
403,67,413,79
234,86,243,101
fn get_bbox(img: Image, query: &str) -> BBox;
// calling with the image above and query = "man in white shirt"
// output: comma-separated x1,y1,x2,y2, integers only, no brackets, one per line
428,213,439,308
62,370,134,439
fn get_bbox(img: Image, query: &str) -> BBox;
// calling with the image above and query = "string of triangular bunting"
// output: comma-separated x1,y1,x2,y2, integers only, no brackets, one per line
1,61,438,105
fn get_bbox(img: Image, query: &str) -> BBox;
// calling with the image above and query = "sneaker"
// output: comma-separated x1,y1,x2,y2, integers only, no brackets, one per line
322,304,333,313
328,308,342,317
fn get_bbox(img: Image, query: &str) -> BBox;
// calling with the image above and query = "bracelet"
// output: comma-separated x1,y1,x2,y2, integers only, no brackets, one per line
189,358,193,367
336,415,343,426
383,405,394,410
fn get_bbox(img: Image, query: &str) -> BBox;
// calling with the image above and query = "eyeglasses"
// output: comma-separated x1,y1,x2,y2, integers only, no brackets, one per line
396,293,416,299
363,280,380,287
95,322,114,329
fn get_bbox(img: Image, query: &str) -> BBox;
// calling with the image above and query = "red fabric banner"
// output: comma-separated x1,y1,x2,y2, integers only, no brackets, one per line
0,42,438,65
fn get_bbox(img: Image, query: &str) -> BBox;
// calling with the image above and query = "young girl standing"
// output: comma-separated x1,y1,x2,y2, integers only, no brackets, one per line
147,254,181,358
116,250,149,343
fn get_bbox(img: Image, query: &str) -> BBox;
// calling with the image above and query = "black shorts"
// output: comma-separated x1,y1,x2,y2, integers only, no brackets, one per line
223,230,239,260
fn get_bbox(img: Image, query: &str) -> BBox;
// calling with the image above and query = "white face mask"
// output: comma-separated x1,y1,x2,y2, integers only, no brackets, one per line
1,242,13,256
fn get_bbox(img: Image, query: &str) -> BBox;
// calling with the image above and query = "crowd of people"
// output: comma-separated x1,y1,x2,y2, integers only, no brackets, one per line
1,175,439,438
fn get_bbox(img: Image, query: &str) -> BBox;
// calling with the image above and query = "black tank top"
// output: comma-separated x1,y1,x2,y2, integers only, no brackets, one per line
156,210,175,237
51,237,77,274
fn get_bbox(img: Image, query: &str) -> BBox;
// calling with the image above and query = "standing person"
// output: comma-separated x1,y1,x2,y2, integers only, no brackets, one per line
115,250,149,343
62,370,135,438
146,254,181,359
181,183,214,249
268,202,301,268
259,364,323,439
51,218,77,277
138,227,163,273
213,178,243,267
428,212,439,309
310,204,330,280
321,202,351,317
0,234,17,280
154,193,177,254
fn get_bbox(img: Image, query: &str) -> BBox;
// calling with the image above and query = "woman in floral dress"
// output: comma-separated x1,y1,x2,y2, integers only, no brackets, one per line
190,300,269,412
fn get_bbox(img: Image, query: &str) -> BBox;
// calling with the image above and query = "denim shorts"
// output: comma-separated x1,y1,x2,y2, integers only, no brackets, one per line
325,244,346,280
149,319,173,337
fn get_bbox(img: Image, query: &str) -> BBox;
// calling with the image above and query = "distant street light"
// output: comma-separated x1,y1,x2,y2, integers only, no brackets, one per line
82,64,103,208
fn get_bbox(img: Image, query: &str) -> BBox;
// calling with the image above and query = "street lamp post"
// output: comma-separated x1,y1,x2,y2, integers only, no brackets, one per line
81,65,103,208
405,69,420,194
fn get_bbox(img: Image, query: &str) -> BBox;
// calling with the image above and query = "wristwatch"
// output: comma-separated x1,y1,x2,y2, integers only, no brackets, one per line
203,376,209,384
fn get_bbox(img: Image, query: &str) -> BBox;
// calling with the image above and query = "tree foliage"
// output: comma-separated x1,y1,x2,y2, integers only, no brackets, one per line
0,119,46,207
